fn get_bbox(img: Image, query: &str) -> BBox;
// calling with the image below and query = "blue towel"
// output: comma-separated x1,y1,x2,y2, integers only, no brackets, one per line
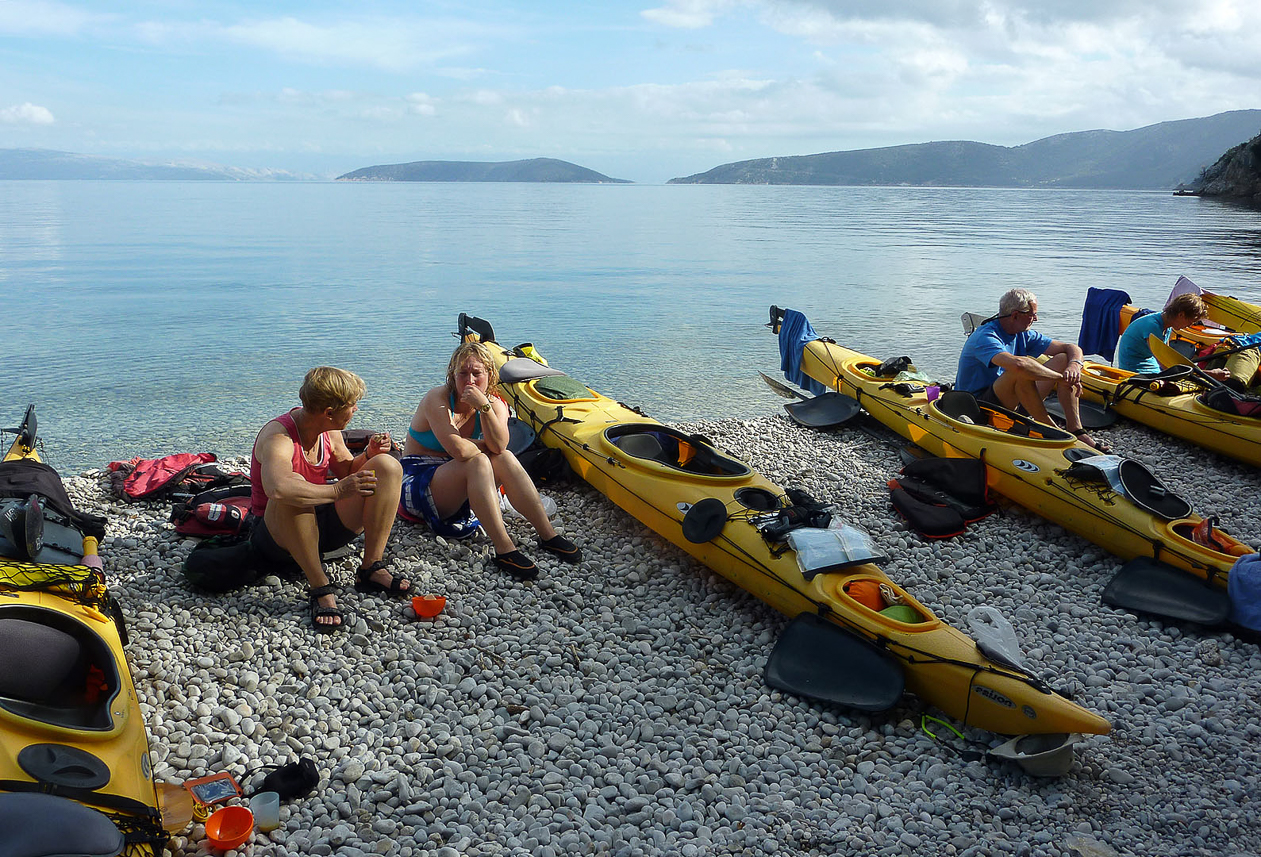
778,308,829,396
1076,287,1132,362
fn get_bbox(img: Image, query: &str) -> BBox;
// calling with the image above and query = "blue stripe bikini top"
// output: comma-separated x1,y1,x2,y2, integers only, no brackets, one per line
407,392,482,451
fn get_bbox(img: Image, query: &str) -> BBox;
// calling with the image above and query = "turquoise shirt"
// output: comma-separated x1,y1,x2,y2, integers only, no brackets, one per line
1115,311,1168,374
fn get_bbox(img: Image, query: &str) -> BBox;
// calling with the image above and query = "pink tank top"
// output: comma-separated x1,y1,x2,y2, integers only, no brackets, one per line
249,410,332,516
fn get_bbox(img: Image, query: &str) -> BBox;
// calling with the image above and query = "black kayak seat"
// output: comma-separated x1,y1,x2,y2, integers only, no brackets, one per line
605,424,751,477
0,618,81,701
936,391,986,425
0,792,125,857
0,606,121,731
615,433,665,462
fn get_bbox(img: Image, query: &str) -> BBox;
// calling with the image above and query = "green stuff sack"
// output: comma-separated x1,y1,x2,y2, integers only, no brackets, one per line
532,375,594,401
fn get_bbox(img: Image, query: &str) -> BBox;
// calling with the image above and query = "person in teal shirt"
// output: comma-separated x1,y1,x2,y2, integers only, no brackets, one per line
1116,293,1218,374
400,340,581,580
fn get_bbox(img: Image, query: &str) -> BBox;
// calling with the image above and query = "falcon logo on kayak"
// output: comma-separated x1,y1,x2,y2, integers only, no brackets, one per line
1012,459,1039,473
973,685,1015,708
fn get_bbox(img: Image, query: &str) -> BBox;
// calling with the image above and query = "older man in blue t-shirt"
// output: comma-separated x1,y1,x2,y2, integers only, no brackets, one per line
957,288,1108,452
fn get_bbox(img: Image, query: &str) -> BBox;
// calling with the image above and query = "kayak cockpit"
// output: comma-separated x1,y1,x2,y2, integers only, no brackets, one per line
0,605,122,732
933,391,1075,442
604,424,751,477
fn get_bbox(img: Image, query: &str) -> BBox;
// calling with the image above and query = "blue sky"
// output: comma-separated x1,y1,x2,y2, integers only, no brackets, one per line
2,0,1258,182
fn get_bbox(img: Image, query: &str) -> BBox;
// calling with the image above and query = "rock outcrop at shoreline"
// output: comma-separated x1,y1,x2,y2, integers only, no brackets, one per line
1178,131,1261,204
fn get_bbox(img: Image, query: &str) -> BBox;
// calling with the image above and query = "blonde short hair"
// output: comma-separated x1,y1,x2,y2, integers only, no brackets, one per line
445,341,499,396
299,366,365,412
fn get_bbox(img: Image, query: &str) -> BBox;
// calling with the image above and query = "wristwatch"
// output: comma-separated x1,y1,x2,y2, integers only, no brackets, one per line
478,400,493,414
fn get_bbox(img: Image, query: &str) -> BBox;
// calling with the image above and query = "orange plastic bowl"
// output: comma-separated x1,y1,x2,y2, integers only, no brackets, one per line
412,594,447,618
205,805,254,850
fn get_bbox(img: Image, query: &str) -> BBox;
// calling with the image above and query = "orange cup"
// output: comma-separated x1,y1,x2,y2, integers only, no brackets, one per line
412,595,447,618
205,805,253,850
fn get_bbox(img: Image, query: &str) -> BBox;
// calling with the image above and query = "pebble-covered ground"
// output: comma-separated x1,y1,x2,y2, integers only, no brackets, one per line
59,414,1261,857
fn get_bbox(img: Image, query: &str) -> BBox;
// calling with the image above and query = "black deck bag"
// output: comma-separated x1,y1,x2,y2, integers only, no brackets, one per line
182,532,263,593
889,486,966,539
1202,386,1261,418
0,459,106,540
890,474,994,523
900,456,990,508
518,446,570,484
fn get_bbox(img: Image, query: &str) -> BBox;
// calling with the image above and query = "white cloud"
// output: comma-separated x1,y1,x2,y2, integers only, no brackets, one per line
641,0,742,29
0,0,108,36
0,102,55,125
406,93,438,117
468,90,504,107
219,15,491,73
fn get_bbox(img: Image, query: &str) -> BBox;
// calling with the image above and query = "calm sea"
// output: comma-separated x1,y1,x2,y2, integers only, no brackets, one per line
3,181,1260,472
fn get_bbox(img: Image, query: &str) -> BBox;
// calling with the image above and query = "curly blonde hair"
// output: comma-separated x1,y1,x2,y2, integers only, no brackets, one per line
445,341,499,396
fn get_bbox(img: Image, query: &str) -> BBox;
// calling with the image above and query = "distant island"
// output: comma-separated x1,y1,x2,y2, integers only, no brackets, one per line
669,110,1261,190
1177,129,1261,204
337,158,629,183
0,148,309,181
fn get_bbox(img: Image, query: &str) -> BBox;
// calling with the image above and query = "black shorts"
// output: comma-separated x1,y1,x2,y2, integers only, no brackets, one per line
250,503,359,571
974,384,1002,406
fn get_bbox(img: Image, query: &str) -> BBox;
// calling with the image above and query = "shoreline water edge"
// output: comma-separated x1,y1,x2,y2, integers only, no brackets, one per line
57,411,1261,856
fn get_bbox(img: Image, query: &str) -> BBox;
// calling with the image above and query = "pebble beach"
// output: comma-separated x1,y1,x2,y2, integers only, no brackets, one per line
60,413,1261,857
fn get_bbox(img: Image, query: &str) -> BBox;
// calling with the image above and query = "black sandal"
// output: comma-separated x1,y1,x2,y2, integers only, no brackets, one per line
493,550,539,581
538,535,582,564
308,584,344,634
354,560,411,596
1072,429,1112,454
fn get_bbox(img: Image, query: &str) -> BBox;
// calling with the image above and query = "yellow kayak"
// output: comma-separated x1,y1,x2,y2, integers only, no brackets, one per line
0,407,166,855
1076,357,1261,468
1202,292,1261,334
463,315,1110,739
784,332,1250,590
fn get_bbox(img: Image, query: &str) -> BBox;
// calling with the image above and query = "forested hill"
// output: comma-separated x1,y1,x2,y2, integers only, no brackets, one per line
337,158,629,183
668,110,1261,189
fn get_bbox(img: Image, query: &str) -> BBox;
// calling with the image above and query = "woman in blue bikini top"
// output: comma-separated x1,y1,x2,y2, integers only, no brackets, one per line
402,340,581,579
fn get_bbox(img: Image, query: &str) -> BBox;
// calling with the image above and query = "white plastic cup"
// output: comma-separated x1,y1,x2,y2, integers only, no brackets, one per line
249,791,281,832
